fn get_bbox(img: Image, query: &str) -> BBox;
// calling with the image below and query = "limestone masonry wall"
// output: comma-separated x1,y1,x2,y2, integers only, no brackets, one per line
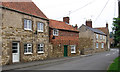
1,9,52,65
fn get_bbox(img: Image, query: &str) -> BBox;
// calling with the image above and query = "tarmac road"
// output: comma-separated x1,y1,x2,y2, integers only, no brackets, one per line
17,48,119,70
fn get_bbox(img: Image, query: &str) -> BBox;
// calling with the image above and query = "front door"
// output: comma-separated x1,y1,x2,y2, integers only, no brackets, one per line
64,45,68,57
12,42,20,63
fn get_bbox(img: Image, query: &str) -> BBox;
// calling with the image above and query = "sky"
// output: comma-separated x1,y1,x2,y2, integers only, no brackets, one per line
32,0,118,32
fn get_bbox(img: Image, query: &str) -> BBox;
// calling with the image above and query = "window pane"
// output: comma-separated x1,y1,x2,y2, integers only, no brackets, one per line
37,23,40,30
12,50,17,53
24,19,27,28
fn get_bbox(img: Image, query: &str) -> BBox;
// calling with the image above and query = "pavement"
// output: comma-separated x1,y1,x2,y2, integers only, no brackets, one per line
2,48,119,71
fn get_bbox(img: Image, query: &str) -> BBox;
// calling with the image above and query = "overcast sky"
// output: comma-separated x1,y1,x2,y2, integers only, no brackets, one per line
33,0,118,32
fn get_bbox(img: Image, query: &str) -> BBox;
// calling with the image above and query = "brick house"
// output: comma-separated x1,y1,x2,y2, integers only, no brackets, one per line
49,17,80,58
79,20,107,55
0,1,52,65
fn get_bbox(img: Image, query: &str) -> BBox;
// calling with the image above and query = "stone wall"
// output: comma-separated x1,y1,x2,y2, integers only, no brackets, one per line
1,8,51,65
48,44,80,58
79,38,94,55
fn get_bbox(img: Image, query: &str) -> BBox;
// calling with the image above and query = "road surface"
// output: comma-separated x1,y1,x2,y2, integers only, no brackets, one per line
16,48,119,70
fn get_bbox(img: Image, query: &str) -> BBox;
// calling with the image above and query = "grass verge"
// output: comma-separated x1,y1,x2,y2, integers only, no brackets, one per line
107,57,120,72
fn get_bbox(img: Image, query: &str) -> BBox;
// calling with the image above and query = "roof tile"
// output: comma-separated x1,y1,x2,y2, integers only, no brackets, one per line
49,19,79,32
2,2,48,19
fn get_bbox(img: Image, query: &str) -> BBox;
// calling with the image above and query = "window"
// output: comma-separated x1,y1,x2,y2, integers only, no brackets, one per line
100,35,102,40
24,44,32,54
38,44,44,53
71,45,76,53
37,22,44,32
96,34,98,40
53,29,59,36
96,43,98,48
12,42,18,53
103,36,105,40
24,19,32,30
101,43,104,48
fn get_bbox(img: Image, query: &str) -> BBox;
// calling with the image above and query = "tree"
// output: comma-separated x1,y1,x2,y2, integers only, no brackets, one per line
112,18,120,47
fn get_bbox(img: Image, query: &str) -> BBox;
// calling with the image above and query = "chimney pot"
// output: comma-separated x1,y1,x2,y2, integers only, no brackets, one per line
75,24,78,29
106,22,108,28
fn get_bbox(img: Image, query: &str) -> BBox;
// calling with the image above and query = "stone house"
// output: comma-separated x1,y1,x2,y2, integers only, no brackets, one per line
95,23,110,50
79,20,107,55
49,17,80,58
0,1,52,65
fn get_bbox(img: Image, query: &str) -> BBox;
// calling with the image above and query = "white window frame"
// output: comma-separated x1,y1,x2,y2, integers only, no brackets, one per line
24,44,32,54
101,43,104,48
38,44,44,53
96,43,98,48
24,19,32,31
53,29,59,36
103,36,105,40
71,45,76,53
96,34,98,40
37,22,44,32
100,35,102,40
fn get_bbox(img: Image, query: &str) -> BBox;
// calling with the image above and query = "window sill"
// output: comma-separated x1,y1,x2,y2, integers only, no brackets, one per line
53,35,59,36
38,52,44,54
24,53,33,55
24,29,32,31
38,30,44,33
71,52,76,54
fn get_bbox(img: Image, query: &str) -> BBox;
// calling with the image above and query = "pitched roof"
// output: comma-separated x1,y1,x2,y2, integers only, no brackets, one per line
95,27,108,35
49,19,79,32
81,25,106,35
1,1,48,19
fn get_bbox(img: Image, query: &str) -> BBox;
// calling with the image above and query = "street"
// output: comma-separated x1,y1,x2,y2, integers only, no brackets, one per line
15,48,119,70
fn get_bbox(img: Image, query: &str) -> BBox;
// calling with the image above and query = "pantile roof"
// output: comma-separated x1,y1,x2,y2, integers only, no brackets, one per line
1,1,48,19
49,19,79,32
95,27,108,35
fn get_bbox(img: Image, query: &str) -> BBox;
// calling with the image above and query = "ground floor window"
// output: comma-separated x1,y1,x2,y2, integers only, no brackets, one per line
24,43,32,54
38,43,44,53
96,43,98,48
71,45,76,53
101,43,104,48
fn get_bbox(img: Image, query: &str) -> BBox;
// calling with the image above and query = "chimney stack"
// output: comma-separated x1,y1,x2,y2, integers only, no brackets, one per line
63,17,69,24
86,19,92,28
75,24,78,29
106,22,108,28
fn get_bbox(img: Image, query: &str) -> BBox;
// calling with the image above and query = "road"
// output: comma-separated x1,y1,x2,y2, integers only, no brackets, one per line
15,48,119,70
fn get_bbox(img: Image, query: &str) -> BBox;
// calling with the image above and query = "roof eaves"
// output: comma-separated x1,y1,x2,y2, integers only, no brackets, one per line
1,6,49,21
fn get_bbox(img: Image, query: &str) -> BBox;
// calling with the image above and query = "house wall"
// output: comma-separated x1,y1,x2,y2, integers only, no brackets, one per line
79,25,107,55
49,28,80,58
0,8,2,65
1,8,52,65
93,33,107,53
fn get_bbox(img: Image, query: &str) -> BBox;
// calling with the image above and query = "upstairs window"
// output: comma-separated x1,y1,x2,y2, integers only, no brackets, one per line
38,43,44,53
100,35,103,40
24,43,32,54
24,19,32,30
103,36,105,40
96,34,98,40
71,45,76,53
96,43,98,48
37,22,44,32
53,29,59,36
